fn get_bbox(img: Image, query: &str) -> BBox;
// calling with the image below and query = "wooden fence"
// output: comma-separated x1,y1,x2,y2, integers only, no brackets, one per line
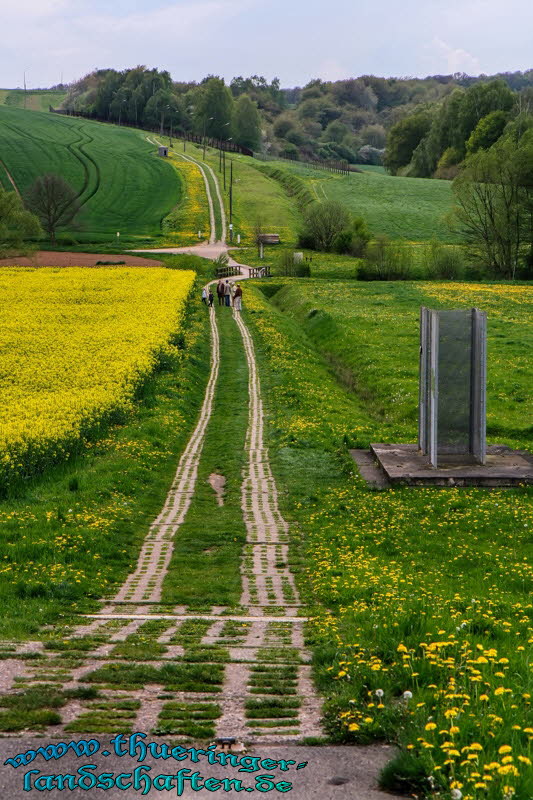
253,151,356,175
248,266,271,278
216,266,242,278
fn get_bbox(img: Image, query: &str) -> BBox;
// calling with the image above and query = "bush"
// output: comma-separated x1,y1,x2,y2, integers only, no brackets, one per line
277,250,311,277
333,216,371,256
297,230,316,249
517,245,533,280
434,147,462,180
279,142,300,160
357,145,384,165
332,230,353,254
295,262,311,277
301,200,350,251
358,235,415,280
423,241,465,279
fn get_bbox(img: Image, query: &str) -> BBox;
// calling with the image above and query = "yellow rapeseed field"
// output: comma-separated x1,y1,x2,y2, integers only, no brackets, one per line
161,155,210,245
0,267,195,489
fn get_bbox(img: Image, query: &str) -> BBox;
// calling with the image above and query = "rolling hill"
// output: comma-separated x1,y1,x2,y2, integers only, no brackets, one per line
0,106,180,238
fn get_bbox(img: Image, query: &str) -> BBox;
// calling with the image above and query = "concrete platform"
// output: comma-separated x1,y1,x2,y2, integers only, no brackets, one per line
365,444,533,487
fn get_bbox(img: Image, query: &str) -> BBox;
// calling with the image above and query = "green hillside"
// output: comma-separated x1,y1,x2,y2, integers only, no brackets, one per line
0,106,180,238
0,89,67,112
256,159,458,242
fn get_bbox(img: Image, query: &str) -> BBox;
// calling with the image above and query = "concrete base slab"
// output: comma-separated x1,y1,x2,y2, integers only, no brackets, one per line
349,450,390,489
368,443,533,487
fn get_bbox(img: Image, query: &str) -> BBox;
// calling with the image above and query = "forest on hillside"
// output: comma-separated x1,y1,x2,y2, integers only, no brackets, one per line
61,66,533,168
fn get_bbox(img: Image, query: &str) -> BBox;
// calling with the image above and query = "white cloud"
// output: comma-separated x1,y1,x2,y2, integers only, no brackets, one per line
1,0,258,86
430,37,482,75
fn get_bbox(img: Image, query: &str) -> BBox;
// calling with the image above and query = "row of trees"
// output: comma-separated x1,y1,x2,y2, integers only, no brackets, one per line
64,68,264,151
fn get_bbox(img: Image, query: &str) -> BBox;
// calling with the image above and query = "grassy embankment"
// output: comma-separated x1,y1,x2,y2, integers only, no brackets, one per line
266,158,458,242
243,280,532,800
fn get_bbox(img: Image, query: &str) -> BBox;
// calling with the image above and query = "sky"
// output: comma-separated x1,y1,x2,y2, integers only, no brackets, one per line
2,0,533,89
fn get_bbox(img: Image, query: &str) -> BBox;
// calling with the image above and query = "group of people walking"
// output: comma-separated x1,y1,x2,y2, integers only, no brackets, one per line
202,280,243,311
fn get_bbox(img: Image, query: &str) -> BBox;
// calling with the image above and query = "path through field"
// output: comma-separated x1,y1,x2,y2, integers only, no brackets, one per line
0,147,399,799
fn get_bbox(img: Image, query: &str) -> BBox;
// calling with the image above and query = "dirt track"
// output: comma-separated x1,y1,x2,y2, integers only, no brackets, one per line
0,251,163,267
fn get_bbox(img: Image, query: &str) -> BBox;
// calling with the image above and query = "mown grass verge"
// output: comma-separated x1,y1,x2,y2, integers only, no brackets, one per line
243,282,532,800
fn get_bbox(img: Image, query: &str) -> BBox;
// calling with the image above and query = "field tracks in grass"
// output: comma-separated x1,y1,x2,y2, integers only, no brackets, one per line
112,305,220,604
209,308,325,741
147,135,222,244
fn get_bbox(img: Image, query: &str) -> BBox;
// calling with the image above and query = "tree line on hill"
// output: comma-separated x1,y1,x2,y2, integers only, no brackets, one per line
63,68,266,151
384,77,533,177
61,66,533,166
384,78,533,278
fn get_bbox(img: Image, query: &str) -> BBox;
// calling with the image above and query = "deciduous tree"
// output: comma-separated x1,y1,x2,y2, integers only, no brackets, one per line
301,200,350,251
25,174,82,243
234,94,261,150
451,135,533,278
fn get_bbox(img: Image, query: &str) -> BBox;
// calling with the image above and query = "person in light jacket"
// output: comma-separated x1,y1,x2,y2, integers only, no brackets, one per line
233,284,243,311
224,280,231,307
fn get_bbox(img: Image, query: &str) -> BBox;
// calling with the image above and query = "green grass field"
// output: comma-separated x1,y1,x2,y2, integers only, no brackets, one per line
258,159,458,243
269,280,532,448
0,89,67,112
0,107,180,237
168,141,302,245
243,281,532,799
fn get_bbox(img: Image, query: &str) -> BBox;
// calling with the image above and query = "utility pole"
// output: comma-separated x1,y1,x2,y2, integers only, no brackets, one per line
23,71,27,109
223,138,232,191
166,106,172,147
229,160,233,236
203,116,213,159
